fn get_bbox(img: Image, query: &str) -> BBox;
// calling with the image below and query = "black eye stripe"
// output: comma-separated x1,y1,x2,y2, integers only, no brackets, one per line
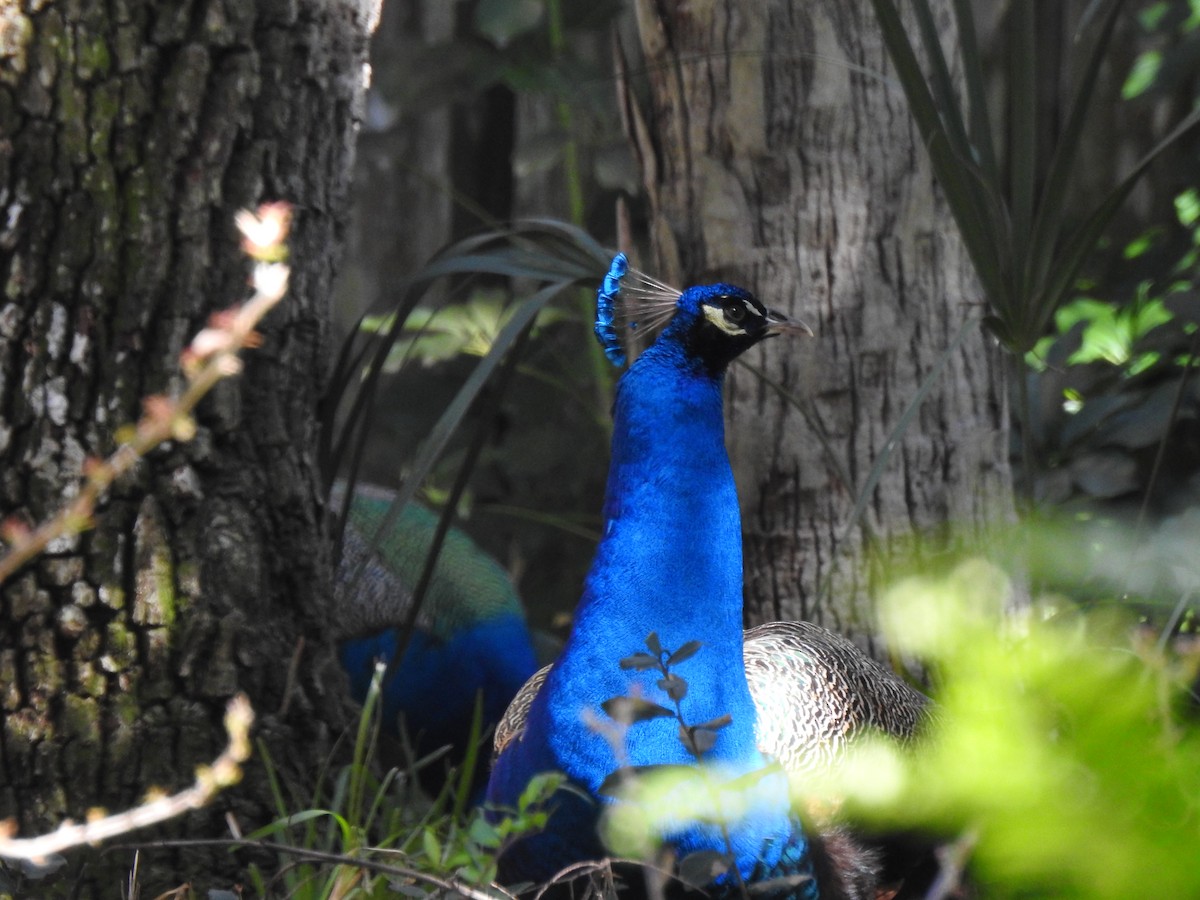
722,299,763,320
703,294,765,328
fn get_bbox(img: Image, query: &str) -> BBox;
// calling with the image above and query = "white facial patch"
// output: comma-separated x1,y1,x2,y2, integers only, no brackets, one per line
702,300,762,335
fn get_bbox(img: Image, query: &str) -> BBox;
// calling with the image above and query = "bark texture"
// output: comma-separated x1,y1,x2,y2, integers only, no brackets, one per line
627,0,1014,639
0,0,374,893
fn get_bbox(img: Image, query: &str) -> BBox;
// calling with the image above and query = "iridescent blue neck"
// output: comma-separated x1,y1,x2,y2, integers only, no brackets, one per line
565,343,747,693
488,330,811,889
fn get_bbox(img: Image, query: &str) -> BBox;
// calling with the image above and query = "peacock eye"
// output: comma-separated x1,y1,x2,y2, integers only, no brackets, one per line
725,303,746,324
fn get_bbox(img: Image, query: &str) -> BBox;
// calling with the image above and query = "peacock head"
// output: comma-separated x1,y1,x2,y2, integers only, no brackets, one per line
594,253,811,373
666,282,812,373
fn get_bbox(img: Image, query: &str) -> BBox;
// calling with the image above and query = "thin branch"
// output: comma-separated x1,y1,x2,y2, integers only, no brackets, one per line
923,828,978,900
0,695,254,861
0,204,293,585
109,838,517,900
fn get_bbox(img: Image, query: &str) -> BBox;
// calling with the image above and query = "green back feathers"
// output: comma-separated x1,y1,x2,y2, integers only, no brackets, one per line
338,482,524,640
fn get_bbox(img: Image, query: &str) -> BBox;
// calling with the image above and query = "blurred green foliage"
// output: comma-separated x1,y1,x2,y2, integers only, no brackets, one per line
827,555,1200,899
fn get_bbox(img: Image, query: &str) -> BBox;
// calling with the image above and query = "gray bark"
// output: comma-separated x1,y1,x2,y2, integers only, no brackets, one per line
626,0,1015,640
0,0,373,893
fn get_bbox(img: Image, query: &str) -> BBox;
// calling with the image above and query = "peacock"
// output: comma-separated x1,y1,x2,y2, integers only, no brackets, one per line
332,481,539,795
486,255,933,900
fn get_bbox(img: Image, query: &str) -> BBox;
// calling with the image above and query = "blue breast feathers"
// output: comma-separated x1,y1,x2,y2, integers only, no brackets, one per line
486,264,817,896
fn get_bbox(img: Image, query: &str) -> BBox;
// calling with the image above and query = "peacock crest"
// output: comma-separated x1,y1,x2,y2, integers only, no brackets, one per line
593,252,688,367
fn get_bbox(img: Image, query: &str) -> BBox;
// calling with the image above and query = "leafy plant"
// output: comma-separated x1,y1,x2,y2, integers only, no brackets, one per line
609,633,731,759
322,220,615,638
869,0,1200,355
245,662,563,898
1018,183,1200,511
866,0,1200,490
365,289,572,371
817,554,1200,900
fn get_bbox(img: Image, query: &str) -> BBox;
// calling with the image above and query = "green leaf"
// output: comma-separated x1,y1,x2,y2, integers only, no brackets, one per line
1175,187,1200,228
517,771,567,811
262,807,349,842
1023,0,1124,328
722,764,782,796
666,640,703,667
911,0,972,159
422,826,442,865
867,0,1007,307
597,763,694,798
1042,100,1200,341
619,652,661,671
1122,49,1162,99
467,815,503,850
645,631,662,655
602,696,676,724
682,724,718,755
677,850,733,888
951,0,997,179
657,673,688,701
1007,0,1038,263
693,713,733,732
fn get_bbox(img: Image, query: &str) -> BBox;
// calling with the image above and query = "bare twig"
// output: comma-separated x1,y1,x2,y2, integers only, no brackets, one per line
0,203,293,585
0,695,254,862
532,856,693,900
108,838,517,900
923,828,978,900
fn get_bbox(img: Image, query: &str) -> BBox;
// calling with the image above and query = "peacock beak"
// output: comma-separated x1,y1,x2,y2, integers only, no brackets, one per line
764,307,814,337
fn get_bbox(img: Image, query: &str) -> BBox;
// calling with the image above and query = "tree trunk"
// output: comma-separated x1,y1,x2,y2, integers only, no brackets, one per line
0,0,373,893
625,0,1014,640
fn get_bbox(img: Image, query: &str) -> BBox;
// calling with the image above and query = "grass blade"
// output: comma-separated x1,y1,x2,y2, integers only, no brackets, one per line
1007,0,1038,265
952,0,998,180
912,0,973,159
340,280,578,594
868,0,1008,307
1024,0,1124,318
835,315,979,549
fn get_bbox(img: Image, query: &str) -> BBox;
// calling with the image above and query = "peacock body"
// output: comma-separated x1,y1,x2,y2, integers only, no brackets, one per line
333,482,538,792
487,255,934,900
486,267,822,896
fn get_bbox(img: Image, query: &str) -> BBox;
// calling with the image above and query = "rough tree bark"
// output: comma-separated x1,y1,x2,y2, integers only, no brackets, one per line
625,0,1015,639
0,0,374,893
